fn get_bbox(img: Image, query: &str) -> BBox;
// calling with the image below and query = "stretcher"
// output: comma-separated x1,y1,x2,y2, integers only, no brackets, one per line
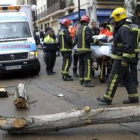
91,43,112,83
73,36,113,83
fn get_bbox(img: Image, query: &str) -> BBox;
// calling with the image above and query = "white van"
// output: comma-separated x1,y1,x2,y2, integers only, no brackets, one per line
0,6,40,75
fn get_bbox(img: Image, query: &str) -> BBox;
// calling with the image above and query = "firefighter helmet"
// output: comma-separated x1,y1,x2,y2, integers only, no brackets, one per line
110,7,127,22
61,19,72,27
80,15,90,23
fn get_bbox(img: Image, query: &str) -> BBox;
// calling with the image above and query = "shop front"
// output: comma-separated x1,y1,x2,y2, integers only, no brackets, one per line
97,9,114,23
58,9,86,27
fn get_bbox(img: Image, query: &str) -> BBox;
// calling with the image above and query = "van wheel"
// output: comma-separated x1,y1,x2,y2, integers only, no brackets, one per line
30,62,40,75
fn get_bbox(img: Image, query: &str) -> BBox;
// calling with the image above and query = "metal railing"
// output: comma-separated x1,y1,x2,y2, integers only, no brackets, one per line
37,1,66,21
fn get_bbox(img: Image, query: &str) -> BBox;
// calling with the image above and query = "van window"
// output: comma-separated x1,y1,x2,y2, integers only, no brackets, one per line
0,22,32,40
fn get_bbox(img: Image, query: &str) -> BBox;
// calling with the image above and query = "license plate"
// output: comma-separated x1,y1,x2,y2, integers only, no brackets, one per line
5,65,21,70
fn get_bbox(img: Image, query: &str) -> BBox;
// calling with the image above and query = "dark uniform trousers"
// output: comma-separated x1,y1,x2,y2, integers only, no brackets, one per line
61,52,72,76
130,54,139,86
73,53,78,70
46,51,56,72
104,60,138,101
79,52,92,83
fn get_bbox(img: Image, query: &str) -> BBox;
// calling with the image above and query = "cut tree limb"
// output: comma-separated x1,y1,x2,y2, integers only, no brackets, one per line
14,83,28,108
0,106,140,134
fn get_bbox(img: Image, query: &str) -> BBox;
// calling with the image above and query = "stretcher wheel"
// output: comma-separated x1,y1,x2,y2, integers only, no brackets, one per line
99,77,106,83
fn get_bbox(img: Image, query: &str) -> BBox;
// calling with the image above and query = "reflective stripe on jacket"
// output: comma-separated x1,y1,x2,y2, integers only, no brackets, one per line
76,23,98,54
111,22,136,63
59,26,74,52
43,35,59,51
130,24,140,53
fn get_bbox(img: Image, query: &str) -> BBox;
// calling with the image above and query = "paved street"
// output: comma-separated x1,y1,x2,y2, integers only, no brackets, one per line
0,49,140,140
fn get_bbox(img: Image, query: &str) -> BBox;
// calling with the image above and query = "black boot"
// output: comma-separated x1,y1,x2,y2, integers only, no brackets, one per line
83,81,94,87
123,97,139,104
62,75,73,81
80,80,84,85
73,68,78,77
46,68,53,75
97,96,112,105
50,70,56,74
47,71,53,75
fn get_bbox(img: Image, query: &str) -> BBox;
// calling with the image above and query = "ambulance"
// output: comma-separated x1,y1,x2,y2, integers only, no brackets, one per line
0,6,40,75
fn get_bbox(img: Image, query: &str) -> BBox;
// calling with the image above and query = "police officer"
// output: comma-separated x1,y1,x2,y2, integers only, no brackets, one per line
43,27,59,75
104,19,114,32
126,13,140,87
76,15,101,87
97,7,139,104
59,19,75,81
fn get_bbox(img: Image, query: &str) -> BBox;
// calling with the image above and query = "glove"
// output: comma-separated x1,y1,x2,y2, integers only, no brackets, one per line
72,39,76,46
121,61,128,67
99,41,103,46
94,39,102,46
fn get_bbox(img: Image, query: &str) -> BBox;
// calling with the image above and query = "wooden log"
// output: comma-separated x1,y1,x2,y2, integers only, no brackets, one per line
0,106,140,134
14,83,29,108
0,87,8,97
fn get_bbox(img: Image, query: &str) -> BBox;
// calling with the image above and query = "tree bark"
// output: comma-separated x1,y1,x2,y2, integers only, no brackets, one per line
14,83,28,108
0,106,140,134
124,0,137,14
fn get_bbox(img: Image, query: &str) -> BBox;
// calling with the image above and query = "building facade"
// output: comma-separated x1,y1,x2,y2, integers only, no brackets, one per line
35,0,140,33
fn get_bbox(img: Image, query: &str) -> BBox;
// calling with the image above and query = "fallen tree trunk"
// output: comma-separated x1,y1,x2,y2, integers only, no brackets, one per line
14,83,28,108
0,105,140,134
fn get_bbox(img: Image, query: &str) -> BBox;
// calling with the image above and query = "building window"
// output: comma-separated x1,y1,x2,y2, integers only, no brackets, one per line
41,24,43,30
45,23,49,29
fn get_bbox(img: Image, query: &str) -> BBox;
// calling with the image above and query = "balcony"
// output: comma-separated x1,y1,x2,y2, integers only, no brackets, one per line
47,1,66,15
37,1,67,21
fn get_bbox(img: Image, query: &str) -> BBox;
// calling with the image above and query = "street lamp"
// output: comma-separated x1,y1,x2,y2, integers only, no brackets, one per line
78,0,80,21
31,5,37,36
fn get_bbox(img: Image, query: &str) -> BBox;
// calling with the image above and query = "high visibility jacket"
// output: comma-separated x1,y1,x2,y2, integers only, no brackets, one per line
69,26,76,39
110,21,136,63
129,23,140,53
76,23,99,54
100,28,113,36
43,35,59,51
107,25,114,32
59,26,74,52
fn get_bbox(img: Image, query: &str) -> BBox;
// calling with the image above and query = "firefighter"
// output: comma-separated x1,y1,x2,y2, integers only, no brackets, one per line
126,13,140,87
59,19,75,81
97,7,139,105
76,15,101,87
43,27,59,75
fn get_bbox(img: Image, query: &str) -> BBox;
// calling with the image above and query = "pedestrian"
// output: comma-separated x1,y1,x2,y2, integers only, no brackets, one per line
91,21,100,36
97,7,139,105
126,13,140,87
70,22,81,77
76,15,102,87
43,27,59,75
59,19,75,81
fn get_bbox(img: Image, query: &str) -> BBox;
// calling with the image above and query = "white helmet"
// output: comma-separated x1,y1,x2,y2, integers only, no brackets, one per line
126,13,135,23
